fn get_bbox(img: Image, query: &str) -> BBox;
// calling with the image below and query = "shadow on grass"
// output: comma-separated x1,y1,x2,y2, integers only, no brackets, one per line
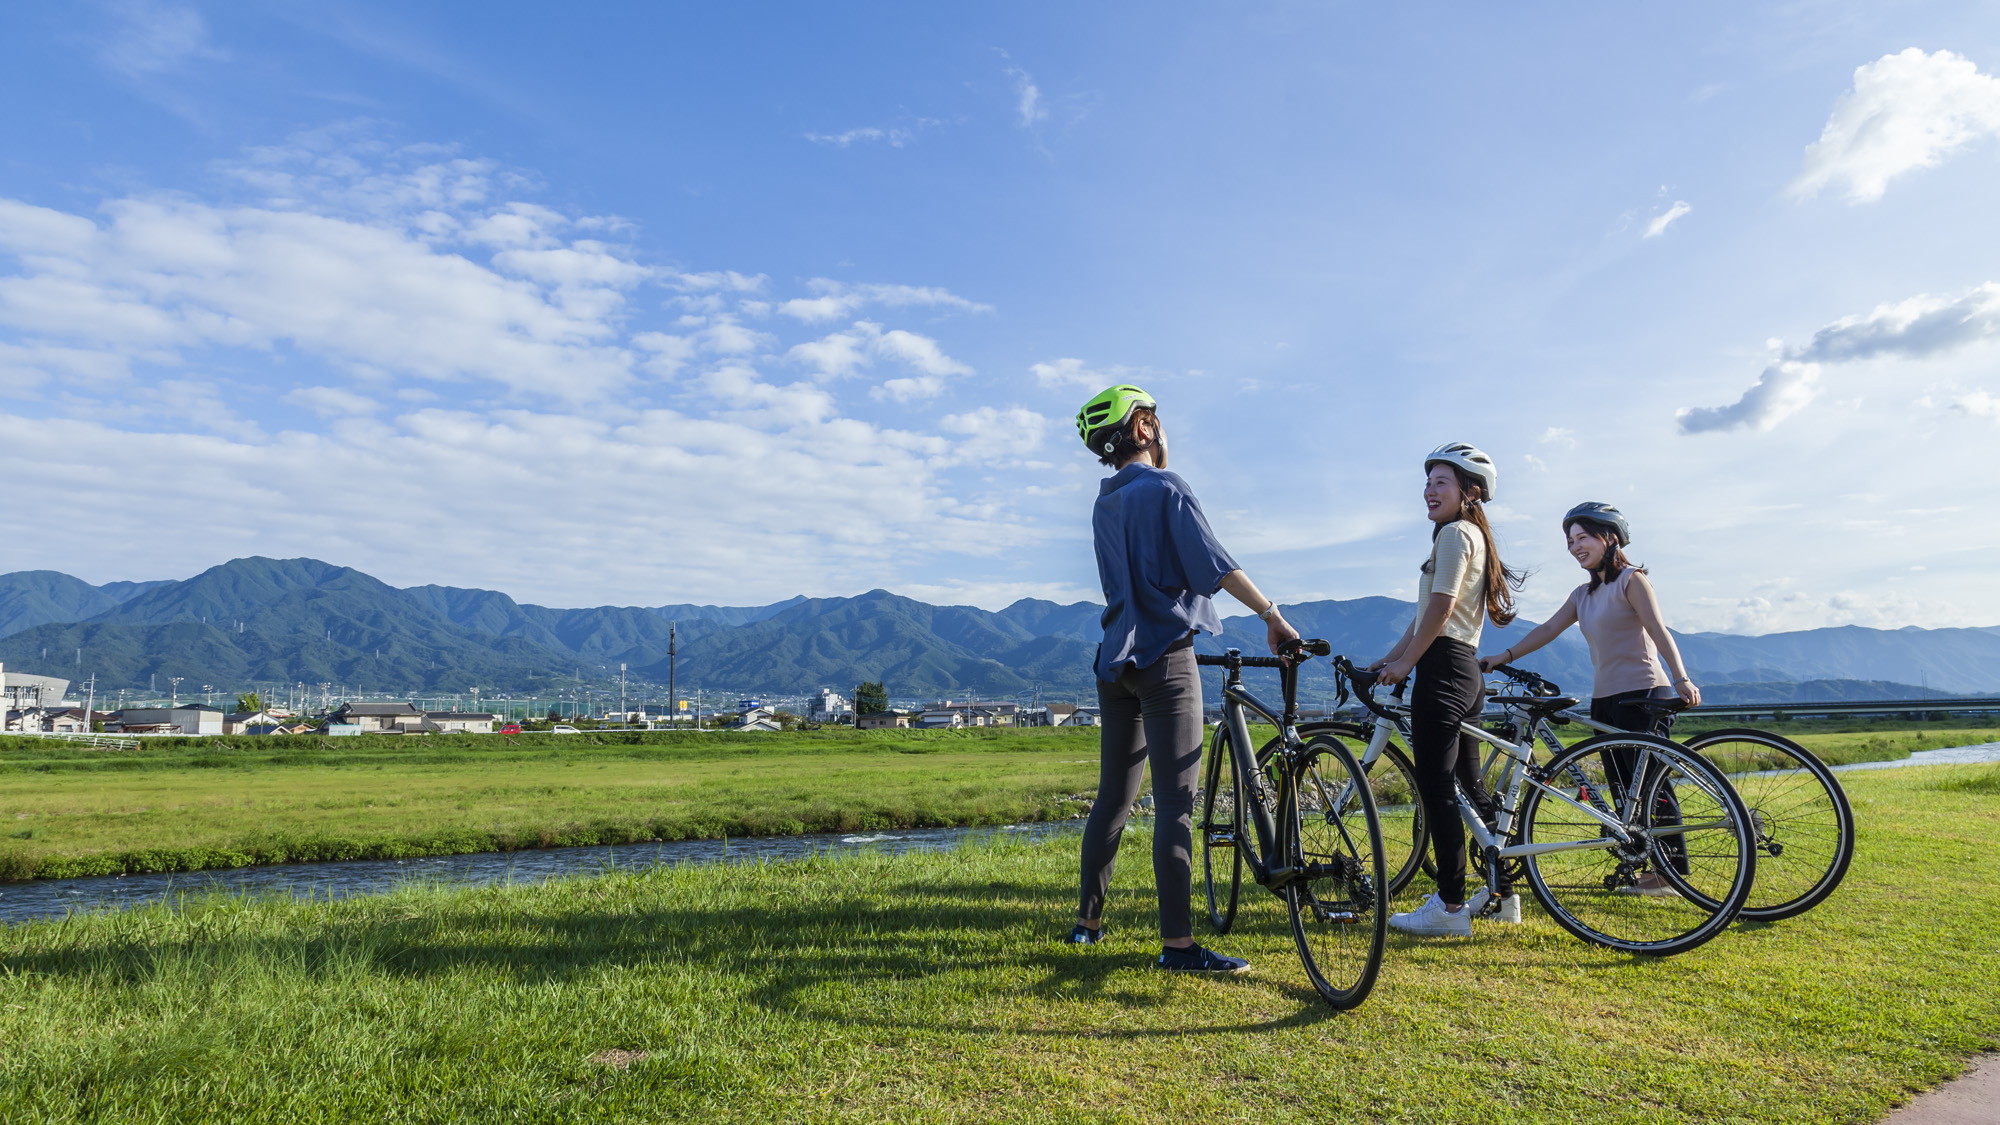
0,873,1347,1034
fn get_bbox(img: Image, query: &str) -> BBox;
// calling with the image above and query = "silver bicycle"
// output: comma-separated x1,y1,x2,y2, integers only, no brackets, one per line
1316,656,1758,956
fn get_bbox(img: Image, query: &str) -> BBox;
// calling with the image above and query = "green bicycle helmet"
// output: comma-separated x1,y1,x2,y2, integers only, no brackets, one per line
1075,384,1157,453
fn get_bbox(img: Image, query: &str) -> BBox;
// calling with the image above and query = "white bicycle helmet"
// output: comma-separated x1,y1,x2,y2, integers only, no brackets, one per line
1424,442,1498,502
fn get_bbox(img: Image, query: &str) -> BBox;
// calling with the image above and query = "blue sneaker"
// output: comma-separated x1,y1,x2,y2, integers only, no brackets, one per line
1157,944,1251,973
1066,924,1103,944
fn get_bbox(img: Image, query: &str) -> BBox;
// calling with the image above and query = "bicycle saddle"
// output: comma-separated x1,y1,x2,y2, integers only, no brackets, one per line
1491,694,1580,717
1633,697,1688,715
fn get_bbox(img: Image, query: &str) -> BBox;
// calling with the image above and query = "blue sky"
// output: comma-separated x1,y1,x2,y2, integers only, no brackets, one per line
1,1,1996,633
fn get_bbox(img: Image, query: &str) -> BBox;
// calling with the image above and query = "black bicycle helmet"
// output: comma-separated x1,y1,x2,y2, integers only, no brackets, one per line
1562,501,1630,546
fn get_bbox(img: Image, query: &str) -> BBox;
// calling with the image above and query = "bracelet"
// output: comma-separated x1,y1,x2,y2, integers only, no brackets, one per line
1257,603,1280,621
1501,648,1514,664
1674,676,1692,684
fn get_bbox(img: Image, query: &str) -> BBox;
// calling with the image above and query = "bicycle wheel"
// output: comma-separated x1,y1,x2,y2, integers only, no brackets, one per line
1302,722,1428,896
1285,735,1388,1009
1519,734,1755,956
1199,723,1245,933
1684,728,1854,922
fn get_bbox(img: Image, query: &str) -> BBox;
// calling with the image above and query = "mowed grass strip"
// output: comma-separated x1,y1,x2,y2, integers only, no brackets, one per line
0,729,1105,880
0,766,1995,1125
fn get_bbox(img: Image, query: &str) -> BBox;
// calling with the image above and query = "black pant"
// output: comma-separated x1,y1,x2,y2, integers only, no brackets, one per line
1410,637,1485,905
1079,636,1203,940
1590,686,1686,872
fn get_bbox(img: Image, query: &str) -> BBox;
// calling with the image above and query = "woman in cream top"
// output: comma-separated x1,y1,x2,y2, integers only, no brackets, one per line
1370,443,1524,937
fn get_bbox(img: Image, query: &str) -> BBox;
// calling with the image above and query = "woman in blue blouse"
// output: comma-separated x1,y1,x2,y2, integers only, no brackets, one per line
1070,385,1298,973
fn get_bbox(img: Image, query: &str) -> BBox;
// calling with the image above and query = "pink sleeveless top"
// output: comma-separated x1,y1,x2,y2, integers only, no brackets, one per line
1564,568,1670,699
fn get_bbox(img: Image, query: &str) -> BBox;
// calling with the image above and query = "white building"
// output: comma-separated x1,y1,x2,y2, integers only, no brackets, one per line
805,687,852,722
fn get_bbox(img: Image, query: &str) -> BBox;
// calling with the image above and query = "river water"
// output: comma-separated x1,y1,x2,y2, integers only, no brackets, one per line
3,741,1995,926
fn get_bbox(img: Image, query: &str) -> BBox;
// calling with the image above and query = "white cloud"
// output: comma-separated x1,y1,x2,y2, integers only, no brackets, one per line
1537,426,1575,448
285,385,379,417
891,579,1099,611
775,279,989,323
99,0,221,78
786,328,873,379
804,118,941,149
1791,48,2000,204
785,322,973,396
940,406,1050,461
1679,283,2000,433
0,132,1078,607
1005,62,1047,128
1029,356,1152,392
1643,200,1692,238
1677,359,1820,434
1953,390,2000,419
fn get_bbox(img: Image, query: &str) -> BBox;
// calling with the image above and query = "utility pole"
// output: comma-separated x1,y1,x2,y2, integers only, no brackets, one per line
169,677,183,706
619,664,627,721
668,624,677,730
82,675,95,732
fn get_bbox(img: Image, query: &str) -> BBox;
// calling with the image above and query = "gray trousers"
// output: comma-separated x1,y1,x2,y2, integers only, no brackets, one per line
1078,638,1202,940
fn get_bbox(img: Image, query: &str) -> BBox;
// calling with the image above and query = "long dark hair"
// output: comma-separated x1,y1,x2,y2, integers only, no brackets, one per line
1564,517,1643,593
1426,465,1526,627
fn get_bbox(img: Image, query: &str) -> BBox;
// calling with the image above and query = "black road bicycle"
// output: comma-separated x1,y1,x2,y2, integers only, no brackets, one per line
1196,639,1388,1009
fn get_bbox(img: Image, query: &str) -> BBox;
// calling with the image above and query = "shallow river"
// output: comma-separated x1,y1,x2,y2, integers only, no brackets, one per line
2,741,1995,926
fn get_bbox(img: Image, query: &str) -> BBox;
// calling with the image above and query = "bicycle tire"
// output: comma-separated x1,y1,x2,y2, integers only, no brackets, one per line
1199,722,1245,933
1285,735,1388,1009
1299,722,1430,897
1519,734,1755,956
1683,728,1855,922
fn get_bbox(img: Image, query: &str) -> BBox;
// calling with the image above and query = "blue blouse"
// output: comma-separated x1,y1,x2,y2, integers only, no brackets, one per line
1091,464,1240,682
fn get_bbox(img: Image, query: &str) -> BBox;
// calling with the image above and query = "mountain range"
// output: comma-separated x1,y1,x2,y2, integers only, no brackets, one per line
0,557,1993,701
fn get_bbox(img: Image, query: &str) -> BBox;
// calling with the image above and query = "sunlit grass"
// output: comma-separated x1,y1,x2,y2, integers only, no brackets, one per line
0,766,1993,1123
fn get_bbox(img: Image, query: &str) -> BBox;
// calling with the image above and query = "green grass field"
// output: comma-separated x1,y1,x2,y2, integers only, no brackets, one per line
0,764,1994,1124
0,721,1992,881
0,729,1104,880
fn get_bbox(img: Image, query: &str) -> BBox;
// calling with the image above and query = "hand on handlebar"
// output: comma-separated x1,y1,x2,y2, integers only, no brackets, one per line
1477,653,1503,673
1265,613,1299,656
1375,656,1415,686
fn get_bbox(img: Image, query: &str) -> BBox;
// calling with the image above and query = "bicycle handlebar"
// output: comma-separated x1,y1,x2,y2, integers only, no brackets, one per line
1195,637,1332,670
1330,655,1405,724
1492,662,1562,697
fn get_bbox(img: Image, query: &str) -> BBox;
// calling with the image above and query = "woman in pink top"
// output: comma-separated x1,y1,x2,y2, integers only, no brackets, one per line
1478,502,1700,894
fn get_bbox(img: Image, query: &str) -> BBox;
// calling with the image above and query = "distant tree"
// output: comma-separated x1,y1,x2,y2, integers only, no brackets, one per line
235,692,264,714
854,681,888,715
547,708,562,722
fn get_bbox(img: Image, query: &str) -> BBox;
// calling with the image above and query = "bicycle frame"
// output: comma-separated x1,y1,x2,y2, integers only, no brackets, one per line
1210,652,1330,891
1343,699,1641,858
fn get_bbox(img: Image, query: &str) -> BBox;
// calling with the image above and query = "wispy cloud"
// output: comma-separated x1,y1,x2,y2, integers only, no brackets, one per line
1029,357,1154,391
1679,282,2000,433
1791,48,2000,204
776,279,990,323
98,0,221,78
1643,200,1692,238
804,117,943,149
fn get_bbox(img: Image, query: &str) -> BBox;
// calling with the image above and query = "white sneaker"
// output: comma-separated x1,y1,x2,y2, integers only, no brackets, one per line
1467,885,1522,923
1389,893,1473,937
